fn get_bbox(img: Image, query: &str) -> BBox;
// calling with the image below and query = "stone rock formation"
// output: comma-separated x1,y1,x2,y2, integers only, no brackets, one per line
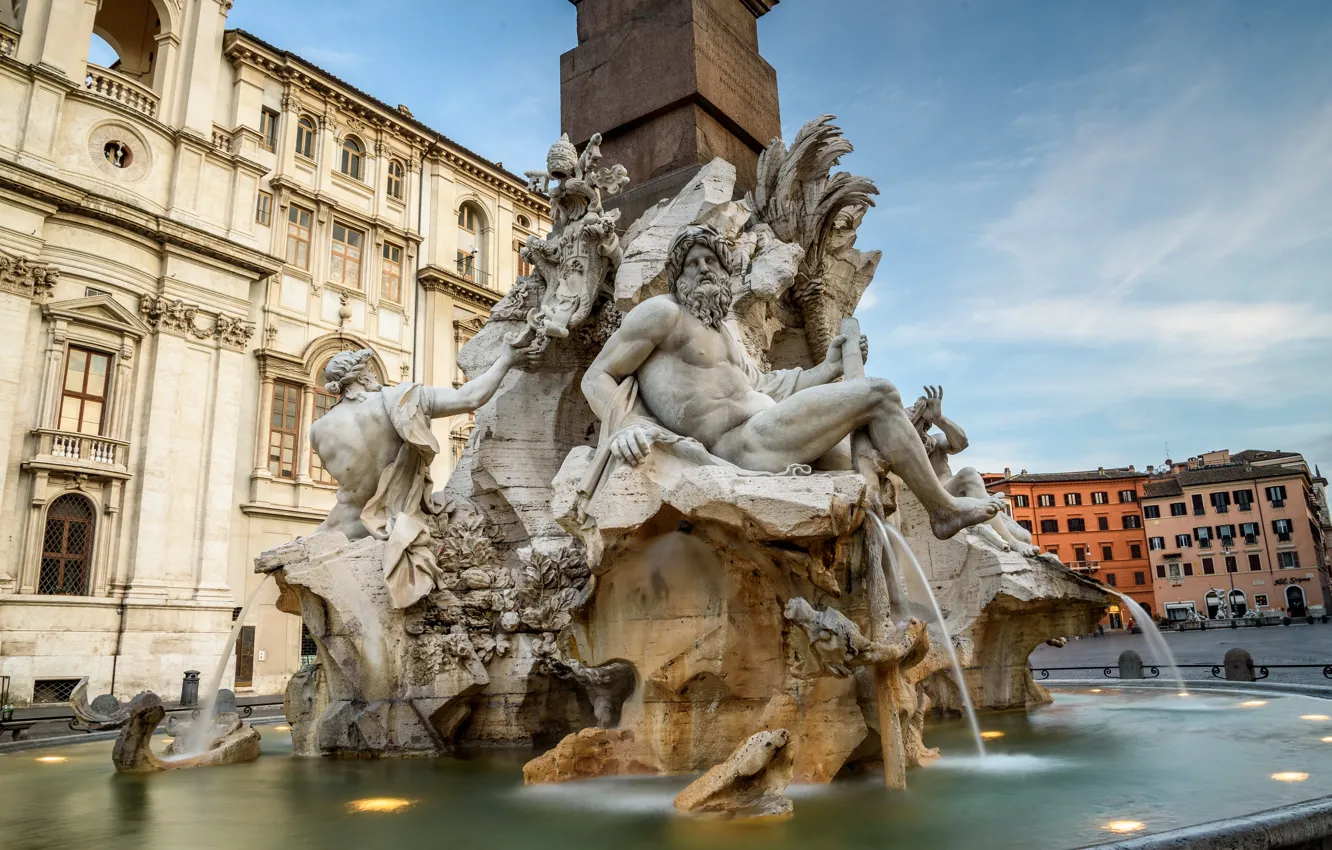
522,727,649,783
69,676,135,731
111,692,261,773
673,729,795,818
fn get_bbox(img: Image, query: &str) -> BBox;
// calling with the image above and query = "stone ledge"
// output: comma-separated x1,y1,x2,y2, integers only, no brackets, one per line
1080,794,1332,849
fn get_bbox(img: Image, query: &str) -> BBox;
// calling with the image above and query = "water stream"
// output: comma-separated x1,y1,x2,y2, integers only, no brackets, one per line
866,514,987,757
182,574,271,756
1110,590,1188,695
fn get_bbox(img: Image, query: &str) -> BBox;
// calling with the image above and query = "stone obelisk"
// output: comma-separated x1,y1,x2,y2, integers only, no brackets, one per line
560,0,781,222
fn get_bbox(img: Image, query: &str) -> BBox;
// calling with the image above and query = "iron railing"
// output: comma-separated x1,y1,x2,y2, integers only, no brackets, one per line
1029,663,1332,681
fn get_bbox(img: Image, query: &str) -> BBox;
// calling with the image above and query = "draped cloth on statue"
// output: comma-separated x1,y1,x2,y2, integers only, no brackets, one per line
360,382,443,609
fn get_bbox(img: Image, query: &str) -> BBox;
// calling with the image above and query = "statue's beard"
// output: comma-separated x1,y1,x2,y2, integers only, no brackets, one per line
676,272,732,329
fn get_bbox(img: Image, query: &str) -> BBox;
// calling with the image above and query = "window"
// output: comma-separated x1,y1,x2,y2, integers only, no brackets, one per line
1166,561,1182,581
1017,519,1032,532
1040,519,1059,534
1265,485,1287,506
340,136,364,180
451,418,475,464
1234,489,1253,512
1183,562,1195,577
268,381,301,479
1012,494,1029,508
1175,533,1193,548
516,213,531,229
330,223,364,288
1105,572,1117,587
1101,545,1114,561
1192,494,1205,515
1278,551,1300,569
1130,543,1142,559
39,494,95,596
1067,518,1086,532
1091,491,1109,505
255,190,272,226
295,115,316,159
260,108,279,151
1201,557,1214,575
285,205,312,269
1210,491,1231,513
310,372,337,486
1122,514,1142,529
456,250,476,281
381,242,403,303
1225,555,1237,573
1134,571,1146,586
458,205,478,233
1248,553,1262,571
1118,489,1137,503
59,346,111,435
1074,546,1087,562
31,678,82,704
1156,564,1166,579
1065,492,1082,506
1194,526,1212,547
1170,502,1187,517
1046,546,1059,557
515,240,532,277
1149,536,1165,550
1143,504,1160,519
1097,516,1109,531
386,159,404,200
1272,518,1294,541
1254,594,1269,607
1240,522,1259,544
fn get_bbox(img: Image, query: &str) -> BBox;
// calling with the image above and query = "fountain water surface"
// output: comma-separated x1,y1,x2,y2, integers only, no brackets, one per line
869,514,987,757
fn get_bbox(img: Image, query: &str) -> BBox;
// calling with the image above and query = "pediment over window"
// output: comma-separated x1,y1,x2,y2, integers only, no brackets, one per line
43,295,150,339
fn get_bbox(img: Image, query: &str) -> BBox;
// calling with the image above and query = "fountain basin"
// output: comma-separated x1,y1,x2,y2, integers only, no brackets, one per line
3,688,1331,848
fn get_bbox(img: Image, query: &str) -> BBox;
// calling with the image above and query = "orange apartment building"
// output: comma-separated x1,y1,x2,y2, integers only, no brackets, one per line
989,467,1153,629
1142,450,1331,623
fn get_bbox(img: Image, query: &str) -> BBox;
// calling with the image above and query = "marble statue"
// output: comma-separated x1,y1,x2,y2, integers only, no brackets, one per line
580,224,1004,540
908,385,1041,556
521,133,629,340
310,339,530,609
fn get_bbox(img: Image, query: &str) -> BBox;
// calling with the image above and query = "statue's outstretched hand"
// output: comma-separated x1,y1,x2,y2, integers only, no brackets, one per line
609,424,657,466
921,385,943,421
500,326,539,368
825,334,870,370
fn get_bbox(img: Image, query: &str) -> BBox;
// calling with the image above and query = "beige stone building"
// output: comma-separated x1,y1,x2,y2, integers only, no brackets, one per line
0,0,549,704
1142,450,1331,623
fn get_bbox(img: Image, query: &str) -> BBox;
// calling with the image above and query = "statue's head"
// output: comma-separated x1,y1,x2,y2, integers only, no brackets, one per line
666,225,735,330
323,348,382,400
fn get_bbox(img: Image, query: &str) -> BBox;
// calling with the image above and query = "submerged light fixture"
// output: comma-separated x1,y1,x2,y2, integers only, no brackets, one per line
34,756,67,764
1271,772,1310,783
1238,700,1268,708
1102,821,1145,834
980,731,1004,740
348,798,415,814
1300,715,1330,721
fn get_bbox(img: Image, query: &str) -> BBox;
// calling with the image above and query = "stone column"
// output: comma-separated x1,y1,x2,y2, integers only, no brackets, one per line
34,317,67,430
178,0,231,137
295,385,315,485
252,376,274,478
108,337,137,443
194,343,244,603
0,290,37,589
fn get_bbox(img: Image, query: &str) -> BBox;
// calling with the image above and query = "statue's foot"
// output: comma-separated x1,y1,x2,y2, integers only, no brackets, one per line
930,495,1004,540
1012,542,1041,558
973,524,1010,551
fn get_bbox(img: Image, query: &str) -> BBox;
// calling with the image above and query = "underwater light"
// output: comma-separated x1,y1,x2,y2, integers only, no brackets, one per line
272,725,290,732
34,756,67,764
1102,820,1145,833
980,731,1005,740
1300,715,1330,721
1177,692,1190,697
1089,688,1102,693
1271,772,1309,782
1238,700,1267,708
348,798,415,814
1322,737,1332,744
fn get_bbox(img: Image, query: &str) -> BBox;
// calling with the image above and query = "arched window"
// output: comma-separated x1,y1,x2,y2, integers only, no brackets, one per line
456,203,486,284
386,159,404,200
457,205,478,233
39,495,95,596
295,116,316,159
516,214,531,229
451,418,475,465
1228,590,1248,618
340,136,364,180
310,359,338,485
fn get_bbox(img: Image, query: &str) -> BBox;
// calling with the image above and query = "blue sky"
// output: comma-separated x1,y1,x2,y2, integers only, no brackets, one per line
222,0,1332,476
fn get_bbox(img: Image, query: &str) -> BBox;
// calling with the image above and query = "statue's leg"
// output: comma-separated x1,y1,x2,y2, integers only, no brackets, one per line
712,379,1003,539
944,468,1026,553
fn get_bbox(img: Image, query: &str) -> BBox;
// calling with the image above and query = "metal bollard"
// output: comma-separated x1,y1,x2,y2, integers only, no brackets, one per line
180,670,201,706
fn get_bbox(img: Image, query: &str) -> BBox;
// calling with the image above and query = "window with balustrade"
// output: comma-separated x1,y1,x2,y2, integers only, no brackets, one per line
340,136,365,180
330,223,364,288
39,494,95,596
295,116,317,159
268,382,301,479
60,347,112,436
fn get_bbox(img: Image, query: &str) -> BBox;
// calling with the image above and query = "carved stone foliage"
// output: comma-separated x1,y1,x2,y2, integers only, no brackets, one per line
139,296,255,350
0,251,59,301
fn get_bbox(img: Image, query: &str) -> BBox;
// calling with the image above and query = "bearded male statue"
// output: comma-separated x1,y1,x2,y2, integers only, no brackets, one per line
310,339,530,608
580,225,1004,539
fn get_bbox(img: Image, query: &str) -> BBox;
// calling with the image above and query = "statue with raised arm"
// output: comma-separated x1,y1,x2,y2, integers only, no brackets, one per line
908,386,1043,557
579,225,1004,540
310,340,530,608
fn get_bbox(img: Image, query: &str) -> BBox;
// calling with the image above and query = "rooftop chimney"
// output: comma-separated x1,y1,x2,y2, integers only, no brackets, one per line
1004,467,1012,478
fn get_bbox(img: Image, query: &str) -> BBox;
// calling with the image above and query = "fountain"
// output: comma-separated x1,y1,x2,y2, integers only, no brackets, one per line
1111,590,1188,694
182,574,271,756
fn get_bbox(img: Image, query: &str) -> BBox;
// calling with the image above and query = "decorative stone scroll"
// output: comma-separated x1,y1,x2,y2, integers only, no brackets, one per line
139,295,255,350
0,250,59,301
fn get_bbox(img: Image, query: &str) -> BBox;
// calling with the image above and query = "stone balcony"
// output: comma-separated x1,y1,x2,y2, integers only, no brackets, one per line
24,428,131,481
83,64,159,120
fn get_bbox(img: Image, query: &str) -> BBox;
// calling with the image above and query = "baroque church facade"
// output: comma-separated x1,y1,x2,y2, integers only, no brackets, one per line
0,0,548,703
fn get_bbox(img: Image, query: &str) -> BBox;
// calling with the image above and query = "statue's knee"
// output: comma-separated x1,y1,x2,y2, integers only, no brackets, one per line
865,377,900,406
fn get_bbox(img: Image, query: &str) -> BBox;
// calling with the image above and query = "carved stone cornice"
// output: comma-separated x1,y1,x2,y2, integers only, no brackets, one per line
139,296,255,350
418,265,500,311
0,250,58,301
